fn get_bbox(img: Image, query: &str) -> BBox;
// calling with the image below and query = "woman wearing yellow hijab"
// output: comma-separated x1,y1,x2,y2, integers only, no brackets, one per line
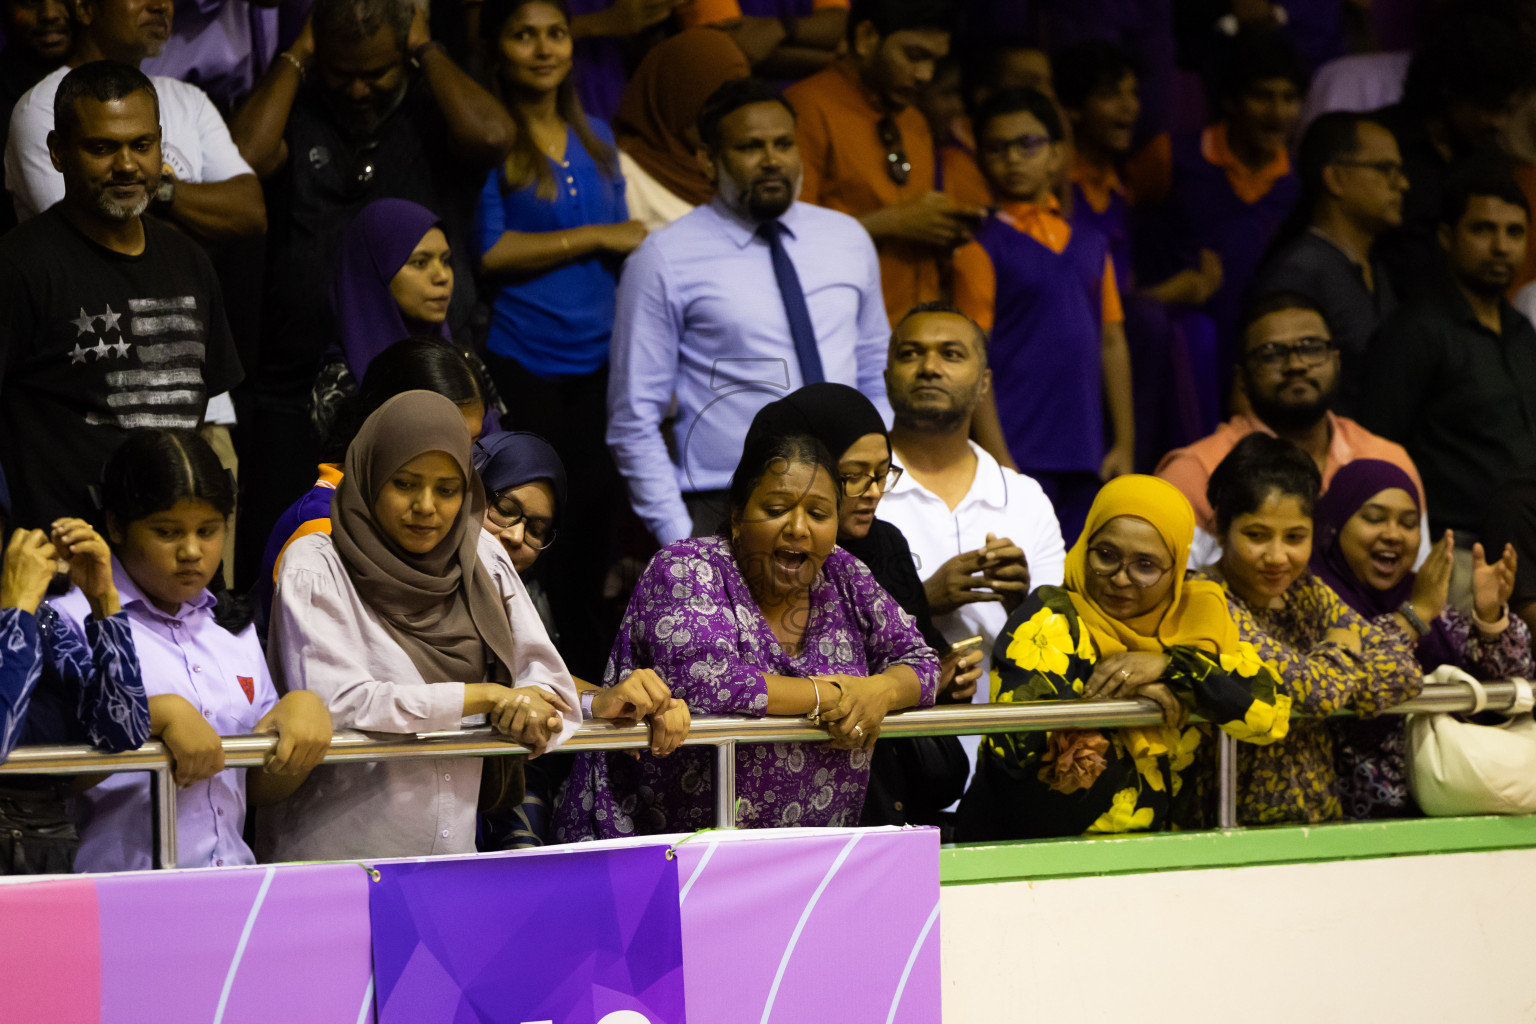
955,476,1291,841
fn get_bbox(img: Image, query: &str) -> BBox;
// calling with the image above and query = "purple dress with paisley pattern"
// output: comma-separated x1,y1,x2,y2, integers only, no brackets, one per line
554,536,940,840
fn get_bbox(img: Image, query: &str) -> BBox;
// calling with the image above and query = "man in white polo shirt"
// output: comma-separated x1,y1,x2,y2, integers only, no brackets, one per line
879,302,1066,710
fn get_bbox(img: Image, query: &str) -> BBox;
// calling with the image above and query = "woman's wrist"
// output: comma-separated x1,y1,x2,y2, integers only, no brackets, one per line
464,682,507,715
1472,602,1510,635
85,587,122,621
870,672,901,712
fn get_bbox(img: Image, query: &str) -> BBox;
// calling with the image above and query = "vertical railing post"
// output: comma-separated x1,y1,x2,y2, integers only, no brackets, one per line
1216,731,1238,829
714,740,736,829
151,765,178,869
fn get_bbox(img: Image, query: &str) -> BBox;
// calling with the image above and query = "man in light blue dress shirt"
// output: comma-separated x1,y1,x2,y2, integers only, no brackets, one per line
607,78,892,546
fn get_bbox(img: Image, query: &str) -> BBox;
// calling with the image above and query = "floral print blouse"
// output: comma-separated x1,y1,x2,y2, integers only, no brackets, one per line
1334,606,1535,820
1217,571,1422,825
554,536,939,840
955,584,1291,842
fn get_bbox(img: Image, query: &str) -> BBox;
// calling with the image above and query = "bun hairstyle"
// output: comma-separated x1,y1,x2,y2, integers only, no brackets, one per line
100,429,249,634
1205,432,1322,537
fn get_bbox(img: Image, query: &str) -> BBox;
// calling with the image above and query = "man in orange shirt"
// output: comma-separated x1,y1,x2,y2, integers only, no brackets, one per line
785,0,982,324
1157,290,1427,568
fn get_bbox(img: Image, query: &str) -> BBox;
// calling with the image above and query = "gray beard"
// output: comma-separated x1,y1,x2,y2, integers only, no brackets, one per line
94,191,150,221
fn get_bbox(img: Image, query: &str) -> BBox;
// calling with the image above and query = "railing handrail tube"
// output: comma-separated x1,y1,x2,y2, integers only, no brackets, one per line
0,678,1519,777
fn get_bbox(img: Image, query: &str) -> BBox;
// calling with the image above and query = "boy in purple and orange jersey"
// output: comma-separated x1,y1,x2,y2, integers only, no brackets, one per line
953,87,1134,544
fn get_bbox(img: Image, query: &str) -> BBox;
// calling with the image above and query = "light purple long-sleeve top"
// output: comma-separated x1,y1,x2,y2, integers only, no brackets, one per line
56,561,273,872
555,536,939,840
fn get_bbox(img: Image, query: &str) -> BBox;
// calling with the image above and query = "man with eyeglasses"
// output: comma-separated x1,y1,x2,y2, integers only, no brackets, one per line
1158,290,1425,567
229,0,514,584
1363,157,1536,608
785,0,984,324
1256,112,1405,416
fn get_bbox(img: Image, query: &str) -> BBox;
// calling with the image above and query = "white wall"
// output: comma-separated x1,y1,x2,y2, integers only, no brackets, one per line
942,848,1536,1022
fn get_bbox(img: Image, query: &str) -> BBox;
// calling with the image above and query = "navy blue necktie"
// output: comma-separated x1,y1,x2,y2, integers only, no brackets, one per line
757,220,825,385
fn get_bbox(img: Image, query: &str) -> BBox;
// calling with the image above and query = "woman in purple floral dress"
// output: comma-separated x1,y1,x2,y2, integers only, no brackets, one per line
1310,460,1535,819
555,432,939,839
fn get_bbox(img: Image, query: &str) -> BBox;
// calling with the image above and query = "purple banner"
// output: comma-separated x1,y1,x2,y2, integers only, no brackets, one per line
369,845,686,1024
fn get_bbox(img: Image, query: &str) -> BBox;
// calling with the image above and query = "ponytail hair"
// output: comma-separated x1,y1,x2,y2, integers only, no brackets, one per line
100,430,250,634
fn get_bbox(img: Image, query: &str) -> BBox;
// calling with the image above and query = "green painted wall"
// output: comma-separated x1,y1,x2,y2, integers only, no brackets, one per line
940,815,1536,885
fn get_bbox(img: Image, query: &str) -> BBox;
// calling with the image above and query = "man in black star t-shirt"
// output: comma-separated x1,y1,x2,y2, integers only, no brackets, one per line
0,61,241,529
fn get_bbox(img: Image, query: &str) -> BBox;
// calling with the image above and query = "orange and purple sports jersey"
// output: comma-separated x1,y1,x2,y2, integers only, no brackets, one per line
251,463,342,629
1147,124,1299,370
954,202,1121,473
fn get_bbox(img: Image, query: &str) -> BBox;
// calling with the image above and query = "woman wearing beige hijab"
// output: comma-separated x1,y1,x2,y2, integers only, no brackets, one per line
261,391,579,861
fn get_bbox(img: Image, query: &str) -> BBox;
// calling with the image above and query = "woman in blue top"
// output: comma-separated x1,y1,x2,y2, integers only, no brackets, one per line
475,0,645,679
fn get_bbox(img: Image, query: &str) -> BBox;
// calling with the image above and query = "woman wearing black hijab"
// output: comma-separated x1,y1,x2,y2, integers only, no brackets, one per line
742,384,979,831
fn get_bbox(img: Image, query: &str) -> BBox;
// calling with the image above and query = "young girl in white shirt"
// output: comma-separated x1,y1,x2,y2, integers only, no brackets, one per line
59,430,331,871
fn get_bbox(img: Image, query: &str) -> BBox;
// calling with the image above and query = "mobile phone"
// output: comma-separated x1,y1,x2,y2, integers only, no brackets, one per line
948,635,984,659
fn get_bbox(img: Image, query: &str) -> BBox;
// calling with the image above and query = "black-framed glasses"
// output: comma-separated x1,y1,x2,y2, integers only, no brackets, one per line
1331,158,1407,183
487,493,557,550
876,116,911,187
1085,545,1172,589
840,465,904,497
1245,336,1338,371
981,132,1051,161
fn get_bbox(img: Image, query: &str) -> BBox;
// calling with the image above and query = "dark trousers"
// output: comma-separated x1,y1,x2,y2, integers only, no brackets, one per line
484,352,621,680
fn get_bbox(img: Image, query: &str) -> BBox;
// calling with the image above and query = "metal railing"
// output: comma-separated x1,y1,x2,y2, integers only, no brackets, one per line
0,679,1522,869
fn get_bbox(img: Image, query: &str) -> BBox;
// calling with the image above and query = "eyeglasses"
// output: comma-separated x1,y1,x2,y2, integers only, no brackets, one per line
981,133,1052,161
840,465,904,497
1331,158,1407,183
487,493,557,550
876,116,911,187
1085,545,1172,589
1245,336,1337,370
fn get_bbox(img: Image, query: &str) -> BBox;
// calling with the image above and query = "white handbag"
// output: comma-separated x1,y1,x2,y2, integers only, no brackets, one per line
1407,665,1536,816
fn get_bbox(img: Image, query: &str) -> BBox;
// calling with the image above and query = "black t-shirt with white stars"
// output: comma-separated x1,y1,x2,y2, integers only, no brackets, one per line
0,207,241,529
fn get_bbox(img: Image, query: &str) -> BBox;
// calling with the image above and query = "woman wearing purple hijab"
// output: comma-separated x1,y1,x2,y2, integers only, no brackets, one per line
310,199,502,447
1312,459,1533,819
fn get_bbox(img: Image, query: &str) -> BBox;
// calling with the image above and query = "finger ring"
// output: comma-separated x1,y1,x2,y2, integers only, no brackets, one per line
853,725,863,735
1120,669,1131,681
